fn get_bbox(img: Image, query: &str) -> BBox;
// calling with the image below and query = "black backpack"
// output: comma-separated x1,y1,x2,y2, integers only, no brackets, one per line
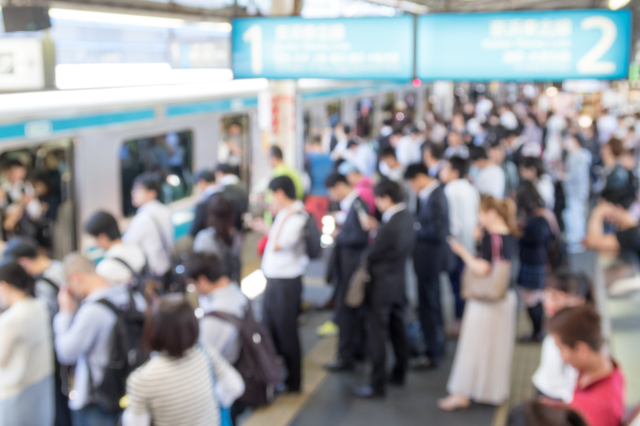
207,304,283,408
91,292,148,413
303,213,322,259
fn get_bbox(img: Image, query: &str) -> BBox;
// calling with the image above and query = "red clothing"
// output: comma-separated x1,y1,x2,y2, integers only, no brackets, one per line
355,177,376,214
570,364,625,426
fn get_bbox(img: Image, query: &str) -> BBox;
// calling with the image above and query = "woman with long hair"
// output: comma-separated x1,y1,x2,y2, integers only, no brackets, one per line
517,181,553,342
193,193,243,283
438,196,520,411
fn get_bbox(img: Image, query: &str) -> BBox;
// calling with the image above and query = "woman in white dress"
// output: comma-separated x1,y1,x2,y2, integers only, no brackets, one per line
438,196,521,411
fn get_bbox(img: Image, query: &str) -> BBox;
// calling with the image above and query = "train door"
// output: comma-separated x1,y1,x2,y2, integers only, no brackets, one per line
0,139,76,259
219,114,251,188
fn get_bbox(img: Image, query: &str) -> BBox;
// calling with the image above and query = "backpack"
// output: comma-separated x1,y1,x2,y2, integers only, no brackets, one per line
303,213,322,259
207,304,283,408
91,292,148,413
548,232,569,271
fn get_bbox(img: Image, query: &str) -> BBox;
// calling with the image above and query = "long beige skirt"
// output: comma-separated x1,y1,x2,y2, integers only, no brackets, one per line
446,289,517,405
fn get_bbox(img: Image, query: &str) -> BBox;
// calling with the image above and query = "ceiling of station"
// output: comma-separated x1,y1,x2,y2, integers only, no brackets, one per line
409,0,609,12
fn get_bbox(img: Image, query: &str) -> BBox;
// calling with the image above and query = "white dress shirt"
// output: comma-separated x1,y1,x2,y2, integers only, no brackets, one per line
474,165,505,200
97,242,147,284
532,335,578,403
335,190,360,226
445,179,480,253
261,201,309,279
198,283,248,364
123,200,174,276
396,136,423,166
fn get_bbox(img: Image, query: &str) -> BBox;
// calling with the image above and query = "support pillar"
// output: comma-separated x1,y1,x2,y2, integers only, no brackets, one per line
270,0,299,169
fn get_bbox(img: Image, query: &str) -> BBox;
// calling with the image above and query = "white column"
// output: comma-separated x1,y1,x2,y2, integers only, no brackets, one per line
270,0,299,169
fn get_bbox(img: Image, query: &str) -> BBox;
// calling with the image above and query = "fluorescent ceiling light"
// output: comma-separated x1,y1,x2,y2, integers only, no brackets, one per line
49,8,186,27
55,63,233,90
193,22,232,32
609,0,631,9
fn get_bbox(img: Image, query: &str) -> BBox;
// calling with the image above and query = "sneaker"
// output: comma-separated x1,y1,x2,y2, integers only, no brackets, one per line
316,320,339,337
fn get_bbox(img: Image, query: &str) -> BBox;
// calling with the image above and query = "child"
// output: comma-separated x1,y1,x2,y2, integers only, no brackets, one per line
548,305,625,426
532,271,592,402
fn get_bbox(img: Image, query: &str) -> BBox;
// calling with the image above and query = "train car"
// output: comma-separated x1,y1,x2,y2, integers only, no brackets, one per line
0,79,421,259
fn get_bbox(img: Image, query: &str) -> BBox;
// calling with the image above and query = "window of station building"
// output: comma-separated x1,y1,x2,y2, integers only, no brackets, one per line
120,130,193,217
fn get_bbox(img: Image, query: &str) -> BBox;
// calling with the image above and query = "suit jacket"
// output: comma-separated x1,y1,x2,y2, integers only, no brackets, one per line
367,208,415,306
330,197,370,287
190,191,218,237
414,184,450,274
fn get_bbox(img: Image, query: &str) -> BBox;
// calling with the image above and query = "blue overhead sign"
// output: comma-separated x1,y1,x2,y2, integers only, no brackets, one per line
417,10,632,81
232,16,414,80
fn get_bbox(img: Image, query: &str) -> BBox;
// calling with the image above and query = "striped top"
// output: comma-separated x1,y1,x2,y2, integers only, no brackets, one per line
126,345,244,426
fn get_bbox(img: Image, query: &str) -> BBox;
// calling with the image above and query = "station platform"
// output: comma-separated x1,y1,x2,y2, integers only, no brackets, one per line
235,242,640,426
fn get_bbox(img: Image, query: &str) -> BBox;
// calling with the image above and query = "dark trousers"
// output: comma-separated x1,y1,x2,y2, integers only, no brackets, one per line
365,299,408,393
416,271,445,360
263,276,303,391
54,361,72,426
448,255,466,319
334,271,364,363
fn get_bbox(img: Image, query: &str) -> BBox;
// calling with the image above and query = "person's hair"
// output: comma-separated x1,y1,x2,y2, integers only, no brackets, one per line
479,196,521,237
3,236,39,260
374,179,405,204
324,172,349,189
268,175,296,200
215,163,234,175
206,192,235,245
548,305,603,351
606,137,624,158
404,163,430,180
143,295,199,358
269,145,284,160
64,253,96,276
391,129,403,137
183,253,225,283
133,172,162,197
546,270,594,303
346,140,358,150
380,146,397,159
517,180,545,217
468,145,488,161
507,401,588,426
520,157,545,178
4,159,25,170
343,124,351,134
424,142,445,160
84,211,121,241
0,260,35,296
448,156,470,178
192,169,216,184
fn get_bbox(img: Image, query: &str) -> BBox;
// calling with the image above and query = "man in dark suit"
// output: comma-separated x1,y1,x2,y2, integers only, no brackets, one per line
189,169,219,237
352,180,415,399
323,172,370,372
215,163,249,230
404,163,450,369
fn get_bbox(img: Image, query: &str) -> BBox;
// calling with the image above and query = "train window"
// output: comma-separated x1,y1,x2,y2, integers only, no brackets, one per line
120,130,193,217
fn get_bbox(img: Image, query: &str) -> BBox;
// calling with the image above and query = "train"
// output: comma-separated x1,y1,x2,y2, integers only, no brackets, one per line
0,78,423,259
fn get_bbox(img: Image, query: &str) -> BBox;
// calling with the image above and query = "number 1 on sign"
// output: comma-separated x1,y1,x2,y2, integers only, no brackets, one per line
243,24,263,75
577,16,617,75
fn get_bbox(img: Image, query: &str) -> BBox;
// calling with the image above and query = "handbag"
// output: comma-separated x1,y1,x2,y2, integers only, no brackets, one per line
198,344,233,426
461,234,511,302
345,259,370,308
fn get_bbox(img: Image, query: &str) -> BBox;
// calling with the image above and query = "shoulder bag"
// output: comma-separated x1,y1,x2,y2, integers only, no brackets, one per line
345,257,370,308
461,234,511,302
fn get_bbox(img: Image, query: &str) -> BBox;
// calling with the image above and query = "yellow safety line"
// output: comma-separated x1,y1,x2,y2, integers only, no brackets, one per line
243,336,337,426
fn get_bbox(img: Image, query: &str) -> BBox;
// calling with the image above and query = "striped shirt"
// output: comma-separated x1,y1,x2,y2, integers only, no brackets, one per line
125,345,244,426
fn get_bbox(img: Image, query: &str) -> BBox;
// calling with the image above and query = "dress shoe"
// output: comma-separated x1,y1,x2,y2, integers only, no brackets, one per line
323,360,355,372
351,385,385,399
409,356,439,370
386,375,405,386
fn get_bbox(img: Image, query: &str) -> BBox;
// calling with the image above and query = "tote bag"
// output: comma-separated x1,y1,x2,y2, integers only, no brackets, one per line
461,234,511,302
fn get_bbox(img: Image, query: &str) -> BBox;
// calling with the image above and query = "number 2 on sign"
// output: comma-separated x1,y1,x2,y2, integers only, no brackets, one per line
243,24,263,75
577,16,617,75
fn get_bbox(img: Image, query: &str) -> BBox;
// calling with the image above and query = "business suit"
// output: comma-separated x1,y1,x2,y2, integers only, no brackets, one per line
331,196,369,365
366,207,415,393
414,183,449,363
222,183,249,230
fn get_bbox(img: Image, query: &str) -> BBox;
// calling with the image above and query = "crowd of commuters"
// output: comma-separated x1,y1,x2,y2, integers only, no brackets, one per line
0,90,639,426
